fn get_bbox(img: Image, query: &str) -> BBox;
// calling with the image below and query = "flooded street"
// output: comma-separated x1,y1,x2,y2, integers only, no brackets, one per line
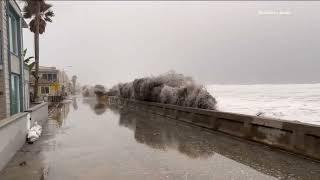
0,97,319,180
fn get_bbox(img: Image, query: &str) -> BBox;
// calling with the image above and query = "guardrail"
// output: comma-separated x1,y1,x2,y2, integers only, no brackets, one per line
107,96,320,160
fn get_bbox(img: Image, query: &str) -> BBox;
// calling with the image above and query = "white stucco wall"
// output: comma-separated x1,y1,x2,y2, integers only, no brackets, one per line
0,112,28,171
0,102,48,172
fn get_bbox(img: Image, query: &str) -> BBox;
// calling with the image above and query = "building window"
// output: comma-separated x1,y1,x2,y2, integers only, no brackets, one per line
52,74,57,81
42,74,57,82
11,74,20,114
42,73,57,82
48,74,53,81
41,86,49,94
42,74,48,80
8,15,19,54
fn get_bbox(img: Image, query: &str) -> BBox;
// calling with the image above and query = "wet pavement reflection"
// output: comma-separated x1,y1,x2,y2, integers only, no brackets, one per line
0,97,319,180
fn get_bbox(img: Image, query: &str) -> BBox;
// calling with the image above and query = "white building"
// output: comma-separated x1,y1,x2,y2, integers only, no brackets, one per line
30,66,71,100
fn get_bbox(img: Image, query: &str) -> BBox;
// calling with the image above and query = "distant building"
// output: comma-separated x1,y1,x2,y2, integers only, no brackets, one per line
30,66,71,100
0,0,29,119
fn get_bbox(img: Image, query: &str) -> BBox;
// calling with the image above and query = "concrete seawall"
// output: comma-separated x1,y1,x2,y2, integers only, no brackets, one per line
0,102,48,171
107,96,320,161
25,102,49,126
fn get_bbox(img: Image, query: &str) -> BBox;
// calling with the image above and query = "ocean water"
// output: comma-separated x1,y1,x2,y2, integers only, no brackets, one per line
206,84,320,125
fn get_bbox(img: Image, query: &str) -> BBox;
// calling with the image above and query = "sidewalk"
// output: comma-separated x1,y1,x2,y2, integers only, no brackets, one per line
0,102,65,180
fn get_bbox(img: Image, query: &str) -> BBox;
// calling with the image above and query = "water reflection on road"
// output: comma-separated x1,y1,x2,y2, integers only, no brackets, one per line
0,97,319,180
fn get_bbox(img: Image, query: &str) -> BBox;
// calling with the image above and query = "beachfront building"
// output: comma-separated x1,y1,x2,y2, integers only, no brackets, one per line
30,66,71,100
0,0,29,119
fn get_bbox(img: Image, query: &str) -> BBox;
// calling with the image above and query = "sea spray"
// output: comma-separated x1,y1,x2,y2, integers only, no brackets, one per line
82,85,95,97
82,85,106,97
94,84,107,97
106,71,217,110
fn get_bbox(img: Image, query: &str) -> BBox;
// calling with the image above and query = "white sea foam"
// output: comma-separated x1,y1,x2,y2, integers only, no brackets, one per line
207,84,320,125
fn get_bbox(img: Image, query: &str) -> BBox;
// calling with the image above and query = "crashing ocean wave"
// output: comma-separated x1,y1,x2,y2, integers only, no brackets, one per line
107,71,217,110
207,84,320,125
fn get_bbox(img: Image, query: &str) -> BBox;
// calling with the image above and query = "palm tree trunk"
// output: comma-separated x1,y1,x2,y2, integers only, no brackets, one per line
33,1,41,102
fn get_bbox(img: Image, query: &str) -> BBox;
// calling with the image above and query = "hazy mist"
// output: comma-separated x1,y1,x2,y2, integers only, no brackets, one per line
23,1,320,86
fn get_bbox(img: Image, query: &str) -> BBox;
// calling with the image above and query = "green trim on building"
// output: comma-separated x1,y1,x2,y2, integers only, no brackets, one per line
6,1,24,115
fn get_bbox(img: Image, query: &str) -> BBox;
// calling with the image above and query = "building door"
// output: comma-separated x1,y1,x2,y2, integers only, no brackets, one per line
11,74,20,115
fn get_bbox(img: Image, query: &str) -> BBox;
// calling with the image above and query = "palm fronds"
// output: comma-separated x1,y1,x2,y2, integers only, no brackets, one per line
22,0,54,34
23,48,35,70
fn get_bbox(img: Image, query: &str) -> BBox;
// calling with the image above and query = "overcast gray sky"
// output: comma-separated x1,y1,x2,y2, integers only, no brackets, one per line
23,1,320,86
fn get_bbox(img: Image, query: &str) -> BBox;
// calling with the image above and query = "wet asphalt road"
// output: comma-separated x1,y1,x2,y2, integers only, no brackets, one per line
0,97,319,180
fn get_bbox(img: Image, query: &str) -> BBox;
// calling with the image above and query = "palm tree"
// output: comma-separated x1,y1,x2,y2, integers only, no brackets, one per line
22,0,54,101
72,75,77,95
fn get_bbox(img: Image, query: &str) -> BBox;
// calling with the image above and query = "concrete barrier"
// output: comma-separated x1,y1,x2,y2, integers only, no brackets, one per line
26,102,49,126
107,96,320,160
0,113,28,171
0,102,48,171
